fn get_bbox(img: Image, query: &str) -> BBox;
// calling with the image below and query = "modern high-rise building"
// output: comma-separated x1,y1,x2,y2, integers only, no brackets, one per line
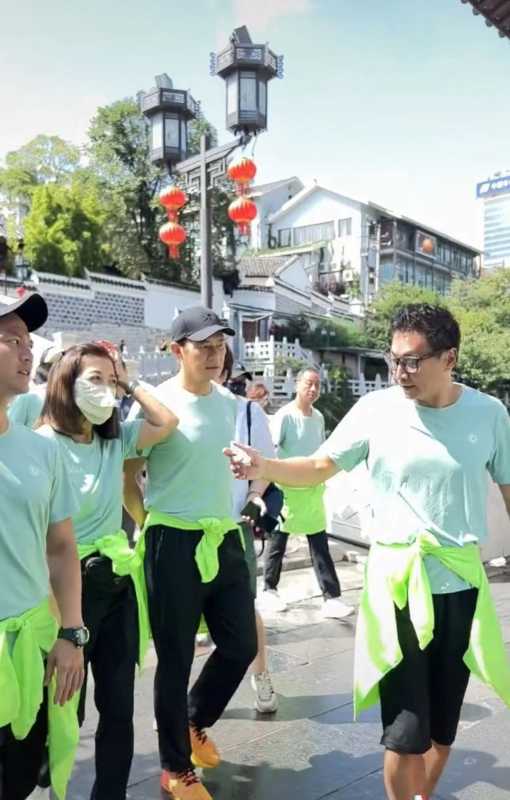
477,173,510,270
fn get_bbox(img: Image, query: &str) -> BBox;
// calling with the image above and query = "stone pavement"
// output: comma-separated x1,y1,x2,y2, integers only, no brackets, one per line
67,555,510,800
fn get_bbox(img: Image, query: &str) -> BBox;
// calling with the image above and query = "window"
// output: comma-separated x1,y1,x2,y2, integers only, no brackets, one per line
338,217,352,237
240,71,257,112
292,221,335,246
278,228,292,247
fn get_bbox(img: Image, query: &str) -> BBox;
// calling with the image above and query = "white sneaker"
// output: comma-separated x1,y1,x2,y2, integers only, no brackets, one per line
260,589,288,613
321,597,355,619
251,672,279,713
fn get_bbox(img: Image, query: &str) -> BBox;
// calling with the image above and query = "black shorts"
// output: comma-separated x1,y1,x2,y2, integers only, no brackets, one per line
380,588,477,755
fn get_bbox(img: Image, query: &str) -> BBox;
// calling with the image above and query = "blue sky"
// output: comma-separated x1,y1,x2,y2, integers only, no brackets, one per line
2,0,510,247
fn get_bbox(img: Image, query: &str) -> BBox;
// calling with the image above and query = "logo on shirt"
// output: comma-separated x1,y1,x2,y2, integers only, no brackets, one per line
29,464,41,477
468,433,478,444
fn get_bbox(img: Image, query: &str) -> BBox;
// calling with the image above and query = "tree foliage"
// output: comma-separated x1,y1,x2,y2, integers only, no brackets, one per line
0,135,80,204
23,174,109,276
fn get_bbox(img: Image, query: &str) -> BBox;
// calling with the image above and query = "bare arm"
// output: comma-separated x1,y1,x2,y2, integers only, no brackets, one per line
224,443,339,487
499,484,510,518
123,457,147,529
119,383,178,450
46,518,85,704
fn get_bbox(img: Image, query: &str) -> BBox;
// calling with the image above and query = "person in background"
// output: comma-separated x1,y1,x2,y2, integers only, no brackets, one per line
220,347,278,714
7,343,62,428
246,381,271,414
261,368,354,620
0,293,85,800
123,306,257,800
37,342,177,800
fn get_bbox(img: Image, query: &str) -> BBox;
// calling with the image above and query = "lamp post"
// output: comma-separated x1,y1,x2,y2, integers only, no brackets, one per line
142,25,283,307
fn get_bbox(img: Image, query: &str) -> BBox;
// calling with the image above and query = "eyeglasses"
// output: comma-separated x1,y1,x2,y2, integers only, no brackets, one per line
384,350,442,374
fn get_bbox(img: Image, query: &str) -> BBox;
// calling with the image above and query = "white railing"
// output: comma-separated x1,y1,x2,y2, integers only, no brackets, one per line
243,336,313,365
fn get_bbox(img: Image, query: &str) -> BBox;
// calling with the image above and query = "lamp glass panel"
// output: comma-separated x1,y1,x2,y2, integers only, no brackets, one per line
181,120,187,153
226,73,238,115
151,113,163,150
258,79,266,115
164,115,180,148
240,71,257,111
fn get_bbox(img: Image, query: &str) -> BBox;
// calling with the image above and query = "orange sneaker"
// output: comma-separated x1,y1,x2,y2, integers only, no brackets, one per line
189,724,221,769
160,768,212,799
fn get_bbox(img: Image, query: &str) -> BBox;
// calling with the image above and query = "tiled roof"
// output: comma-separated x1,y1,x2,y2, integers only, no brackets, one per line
238,255,289,279
461,0,510,40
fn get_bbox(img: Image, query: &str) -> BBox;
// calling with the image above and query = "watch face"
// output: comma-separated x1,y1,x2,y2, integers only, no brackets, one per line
76,627,90,646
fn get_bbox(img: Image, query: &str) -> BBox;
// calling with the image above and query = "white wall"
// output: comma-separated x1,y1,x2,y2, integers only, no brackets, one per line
278,257,310,293
144,279,226,329
252,180,303,249
272,188,364,273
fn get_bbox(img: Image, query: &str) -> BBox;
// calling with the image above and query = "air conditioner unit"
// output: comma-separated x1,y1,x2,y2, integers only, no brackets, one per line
343,269,354,282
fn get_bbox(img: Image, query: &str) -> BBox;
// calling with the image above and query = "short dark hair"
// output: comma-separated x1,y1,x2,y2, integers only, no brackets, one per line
390,304,461,352
39,343,120,439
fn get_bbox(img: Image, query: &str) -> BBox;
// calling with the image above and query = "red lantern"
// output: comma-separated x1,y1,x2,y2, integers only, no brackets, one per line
159,185,187,221
227,157,257,195
228,196,257,236
159,221,187,259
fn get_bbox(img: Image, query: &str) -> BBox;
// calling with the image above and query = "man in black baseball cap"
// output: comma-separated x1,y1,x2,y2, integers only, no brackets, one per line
124,305,256,799
0,291,48,332
169,306,234,342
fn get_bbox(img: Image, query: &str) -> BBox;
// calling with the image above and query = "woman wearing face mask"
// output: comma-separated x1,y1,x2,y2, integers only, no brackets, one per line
37,342,178,800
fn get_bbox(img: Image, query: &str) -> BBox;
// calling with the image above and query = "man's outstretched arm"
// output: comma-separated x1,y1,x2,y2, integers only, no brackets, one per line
224,442,338,487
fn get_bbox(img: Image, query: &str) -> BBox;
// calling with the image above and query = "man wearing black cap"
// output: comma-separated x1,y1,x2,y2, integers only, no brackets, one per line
0,293,86,799
124,306,257,800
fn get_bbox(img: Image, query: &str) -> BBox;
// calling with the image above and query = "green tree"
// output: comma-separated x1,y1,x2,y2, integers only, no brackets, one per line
23,175,109,276
0,135,80,204
448,269,510,395
87,98,163,278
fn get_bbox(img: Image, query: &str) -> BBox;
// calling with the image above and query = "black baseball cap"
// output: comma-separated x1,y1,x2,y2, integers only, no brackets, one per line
170,305,235,342
0,292,48,332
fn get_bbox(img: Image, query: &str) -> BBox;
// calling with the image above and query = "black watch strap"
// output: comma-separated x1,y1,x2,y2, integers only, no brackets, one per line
58,626,90,648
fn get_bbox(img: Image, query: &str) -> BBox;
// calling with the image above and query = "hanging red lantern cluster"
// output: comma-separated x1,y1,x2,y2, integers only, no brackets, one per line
227,156,257,195
227,155,258,237
159,185,188,260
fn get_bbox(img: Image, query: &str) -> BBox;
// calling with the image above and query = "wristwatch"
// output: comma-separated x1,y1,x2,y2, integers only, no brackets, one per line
125,380,140,396
57,626,90,648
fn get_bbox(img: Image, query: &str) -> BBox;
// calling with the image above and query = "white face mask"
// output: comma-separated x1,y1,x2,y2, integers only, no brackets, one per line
74,377,117,426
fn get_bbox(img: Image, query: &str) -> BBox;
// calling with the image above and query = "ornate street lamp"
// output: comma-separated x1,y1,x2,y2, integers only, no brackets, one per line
142,26,283,306
210,25,283,136
140,74,199,172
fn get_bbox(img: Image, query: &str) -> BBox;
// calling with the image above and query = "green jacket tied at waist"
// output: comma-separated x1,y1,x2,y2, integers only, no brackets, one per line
0,599,79,800
354,532,510,718
78,530,150,668
142,510,243,584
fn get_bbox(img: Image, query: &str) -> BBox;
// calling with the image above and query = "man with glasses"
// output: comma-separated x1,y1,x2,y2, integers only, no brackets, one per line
124,306,257,800
225,304,510,800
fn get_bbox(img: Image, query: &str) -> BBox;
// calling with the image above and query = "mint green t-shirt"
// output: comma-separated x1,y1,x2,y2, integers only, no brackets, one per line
271,402,326,458
320,385,510,593
37,421,142,545
139,377,237,522
7,389,45,429
0,423,79,620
